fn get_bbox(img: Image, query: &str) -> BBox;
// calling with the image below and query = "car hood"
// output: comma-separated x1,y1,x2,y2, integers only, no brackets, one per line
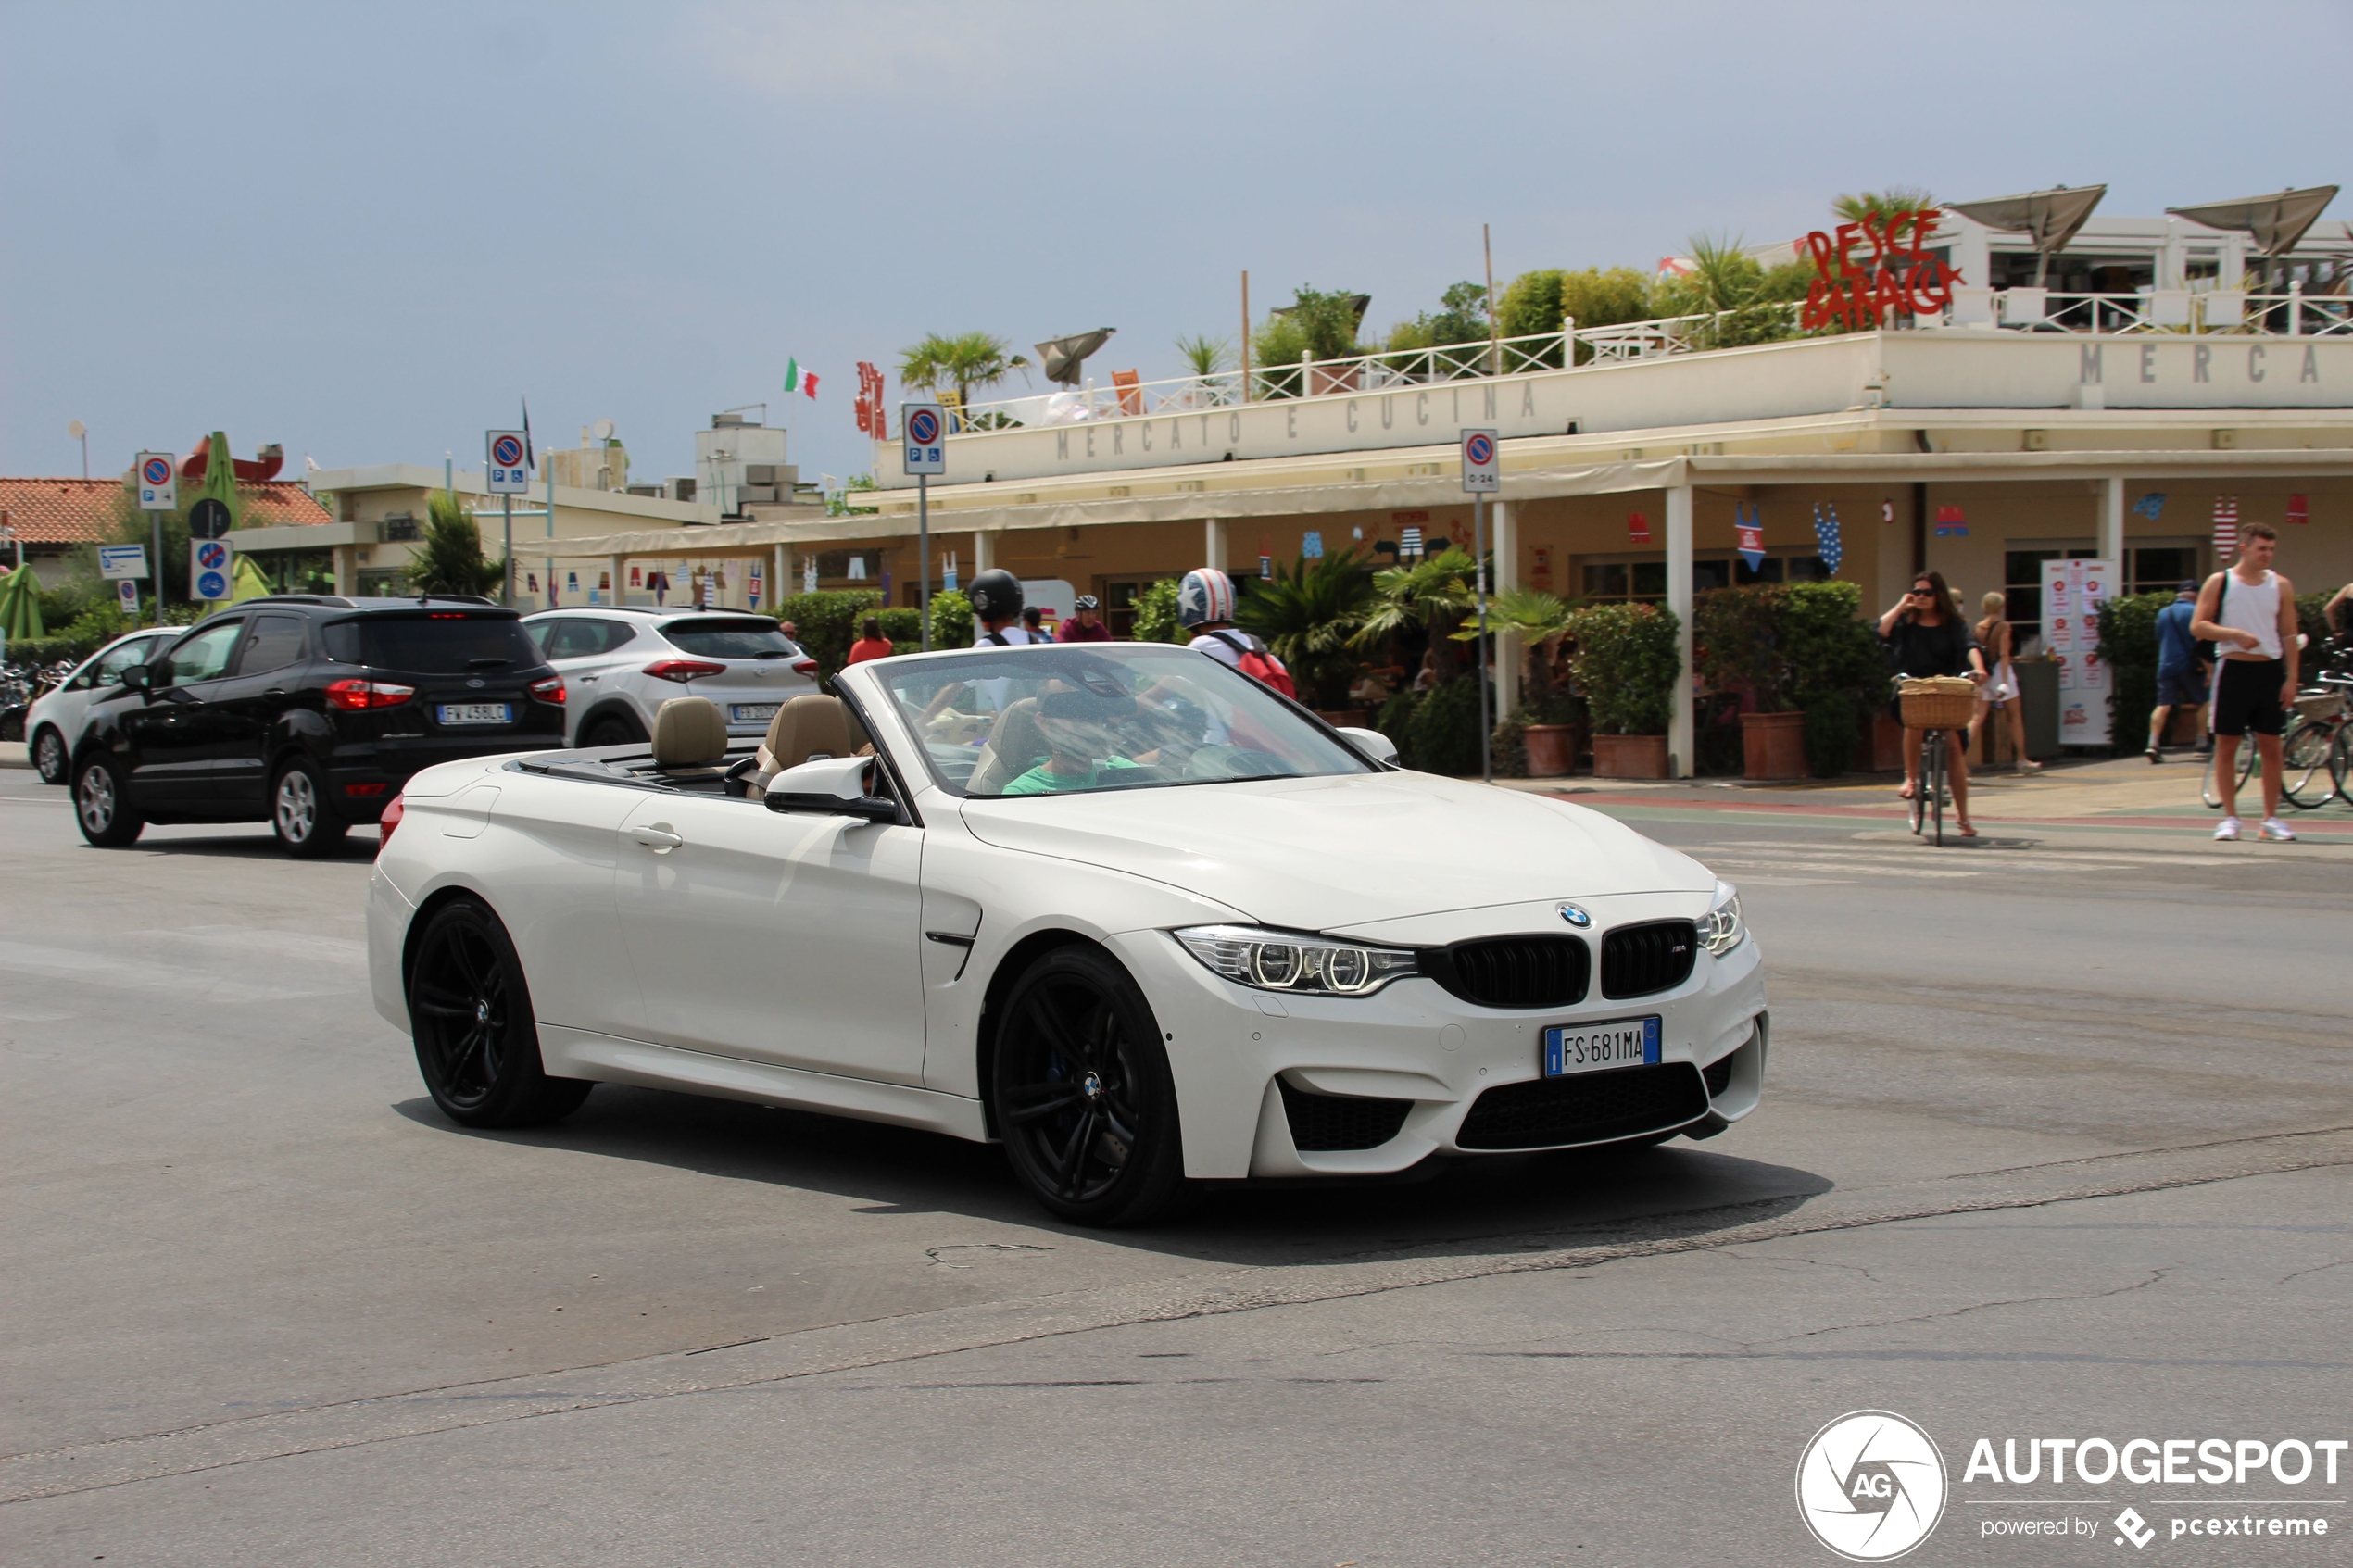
955,770,1710,932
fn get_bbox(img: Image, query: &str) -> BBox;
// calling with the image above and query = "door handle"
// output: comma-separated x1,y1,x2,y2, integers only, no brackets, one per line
263,689,287,699
628,824,684,852
580,674,599,683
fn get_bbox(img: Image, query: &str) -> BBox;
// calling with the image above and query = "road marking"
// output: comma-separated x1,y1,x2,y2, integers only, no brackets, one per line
1704,857,1977,880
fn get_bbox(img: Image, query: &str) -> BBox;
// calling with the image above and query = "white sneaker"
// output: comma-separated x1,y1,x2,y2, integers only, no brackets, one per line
2259,818,2297,843
2214,817,2242,841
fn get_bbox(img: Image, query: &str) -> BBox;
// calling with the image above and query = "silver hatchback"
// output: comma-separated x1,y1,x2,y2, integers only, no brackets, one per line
522,608,820,746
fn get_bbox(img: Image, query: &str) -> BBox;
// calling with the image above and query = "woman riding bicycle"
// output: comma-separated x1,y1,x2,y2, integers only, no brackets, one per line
1878,570,1988,837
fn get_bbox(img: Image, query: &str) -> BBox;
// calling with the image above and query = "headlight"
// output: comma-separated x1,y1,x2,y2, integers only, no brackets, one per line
1174,924,1419,997
1697,879,1744,957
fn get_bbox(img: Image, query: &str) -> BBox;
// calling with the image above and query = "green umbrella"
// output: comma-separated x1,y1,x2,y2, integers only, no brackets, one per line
230,554,272,603
0,564,44,642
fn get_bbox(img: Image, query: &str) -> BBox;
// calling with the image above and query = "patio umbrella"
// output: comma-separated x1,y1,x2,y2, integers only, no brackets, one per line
0,564,44,642
2166,186,2341,291
1946,184,2108,286
1035,330,1116,387
229,554,272,603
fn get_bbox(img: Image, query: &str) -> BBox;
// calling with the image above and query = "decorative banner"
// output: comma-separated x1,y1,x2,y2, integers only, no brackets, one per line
2212,495,2240,556
854,361,887,439
848,556,867,580
2131,492,2167,521
1881,498,1894,526
1259,535,1273,579
566,571,580,596
1399,524,1424,558
1735,503,1766,572
1812,503,1844,576
2286,493,2309,525
1934,504,1968,537
648,568,668,607
1302,530,1325,559
803,557,820,594
525,571,539,594
629,563,643,588
1531,546,1553,587
1627,510,1652,545
749,560,763,608
943,550,959,592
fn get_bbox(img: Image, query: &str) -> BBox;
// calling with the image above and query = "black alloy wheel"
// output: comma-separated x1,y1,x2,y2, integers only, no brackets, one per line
989,946,1184,1226
271,758,350,858
72,754,143,847
408,899,594,1128
32,726,68,785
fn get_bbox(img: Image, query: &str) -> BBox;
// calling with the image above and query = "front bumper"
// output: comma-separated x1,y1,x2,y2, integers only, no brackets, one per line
1108,910,1768,1181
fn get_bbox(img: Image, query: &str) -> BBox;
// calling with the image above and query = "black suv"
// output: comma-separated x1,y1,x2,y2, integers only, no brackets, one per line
72,596,565,855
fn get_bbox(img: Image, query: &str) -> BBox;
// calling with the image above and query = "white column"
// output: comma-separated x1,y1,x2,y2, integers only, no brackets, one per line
1665,483,1695,778
1204,518,1227,571
973,530,994,575
2099,474,2126,568
773,544,786,608
1491,498,1520,720
606,555,622,607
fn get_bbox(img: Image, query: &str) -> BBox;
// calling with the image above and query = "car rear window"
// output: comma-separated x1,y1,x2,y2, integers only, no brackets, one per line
322,613,542,674
661,618,800,659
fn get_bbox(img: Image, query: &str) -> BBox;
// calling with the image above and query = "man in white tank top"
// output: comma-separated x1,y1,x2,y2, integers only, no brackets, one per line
2190,522,2300,840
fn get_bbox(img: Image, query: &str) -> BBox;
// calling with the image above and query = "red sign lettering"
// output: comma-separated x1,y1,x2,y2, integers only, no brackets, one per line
1800,209,1960,331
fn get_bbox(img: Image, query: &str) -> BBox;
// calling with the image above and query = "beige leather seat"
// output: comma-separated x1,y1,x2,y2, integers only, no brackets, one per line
649,696,729,778
967,697,1049,795
747,695,872,798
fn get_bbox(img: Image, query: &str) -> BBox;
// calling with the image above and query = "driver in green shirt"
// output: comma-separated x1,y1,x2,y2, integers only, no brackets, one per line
1001,689,1151,795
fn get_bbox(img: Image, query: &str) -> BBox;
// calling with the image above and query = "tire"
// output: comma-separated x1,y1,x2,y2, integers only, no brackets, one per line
583,714,643,747
2280,719,2339,810
408,899,594,1128
32,725,69,785
989,946,1187,1226
271,758,350,857
72,754,144,847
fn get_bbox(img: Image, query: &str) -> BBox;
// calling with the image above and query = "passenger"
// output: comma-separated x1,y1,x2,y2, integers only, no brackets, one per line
846,615,893,665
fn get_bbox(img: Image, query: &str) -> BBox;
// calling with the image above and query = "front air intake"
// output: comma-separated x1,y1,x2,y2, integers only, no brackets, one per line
1278,1077,1414,1151
1455,1062,1709,1150
1601,920,1697,998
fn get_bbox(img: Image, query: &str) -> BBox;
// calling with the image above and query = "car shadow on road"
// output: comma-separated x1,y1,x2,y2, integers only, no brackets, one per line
393,1085,1832,1270
94,830,382,860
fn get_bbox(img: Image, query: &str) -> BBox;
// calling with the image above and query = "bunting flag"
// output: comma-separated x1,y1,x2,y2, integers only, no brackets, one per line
1735,503,1766,572
1813,503,1844,576
1627,510,1652,545
943,550,959,593
1934,504,1969,537
2286,493,2309,525
2131,492,2167,521
1881,498,1895,526
1302,530,1325,559
1399,524,1424,558
785,358,820,399
749,560,763,608
2212,495,2240,556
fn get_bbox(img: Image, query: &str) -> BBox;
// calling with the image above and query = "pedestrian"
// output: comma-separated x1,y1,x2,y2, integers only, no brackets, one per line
2191,522,2300,841
2145,580,2212,763
778,619,798,640
1057,594,1113,642
1022,605,1049,641
1878,569,1988,836
1969,592,2043,773
846,615,893,665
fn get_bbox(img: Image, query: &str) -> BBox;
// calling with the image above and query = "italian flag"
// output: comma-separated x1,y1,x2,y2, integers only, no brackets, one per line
785,358,819,399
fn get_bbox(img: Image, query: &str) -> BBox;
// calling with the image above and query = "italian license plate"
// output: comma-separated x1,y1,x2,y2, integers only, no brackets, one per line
731,703,779,723
435,702,511,725
1542,1015,1661,1076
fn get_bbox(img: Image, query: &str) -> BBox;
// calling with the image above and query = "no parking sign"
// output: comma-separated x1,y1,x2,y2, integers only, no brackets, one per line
486,430,530,494
1460,428,1499,493
136,452,177,511
902,403,945,475
191,538,234,602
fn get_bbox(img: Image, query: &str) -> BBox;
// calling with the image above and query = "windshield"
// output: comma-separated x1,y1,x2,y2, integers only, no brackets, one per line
870,644,1371,798
661,618,802,659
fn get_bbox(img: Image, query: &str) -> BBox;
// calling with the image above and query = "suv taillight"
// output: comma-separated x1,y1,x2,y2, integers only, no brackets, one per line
644,659,727,683
376,793,403,855
530,675,565,705
326,678,415,711
791,657,819,675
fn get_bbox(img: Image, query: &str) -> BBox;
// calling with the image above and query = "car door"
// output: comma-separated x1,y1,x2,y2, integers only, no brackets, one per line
53,634,167,749
610,788,927,1085
209,612,311,808
536,618,641,741
124,618,247,809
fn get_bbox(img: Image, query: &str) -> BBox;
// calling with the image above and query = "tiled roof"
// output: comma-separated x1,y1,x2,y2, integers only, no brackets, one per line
0,477,333,546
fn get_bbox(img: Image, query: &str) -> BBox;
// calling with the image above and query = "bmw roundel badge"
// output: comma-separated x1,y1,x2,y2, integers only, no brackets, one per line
1558,902,1592,927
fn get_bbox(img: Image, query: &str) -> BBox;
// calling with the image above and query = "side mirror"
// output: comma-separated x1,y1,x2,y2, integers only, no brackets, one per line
119,664,156,693
1337,725,1399,767
761,754,899,823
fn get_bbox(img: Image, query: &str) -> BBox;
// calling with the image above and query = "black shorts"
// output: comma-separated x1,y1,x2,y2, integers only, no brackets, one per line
2211,659,2286,737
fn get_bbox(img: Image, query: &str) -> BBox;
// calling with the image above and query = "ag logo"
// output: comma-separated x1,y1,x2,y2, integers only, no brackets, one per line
1795,1410,1946,1561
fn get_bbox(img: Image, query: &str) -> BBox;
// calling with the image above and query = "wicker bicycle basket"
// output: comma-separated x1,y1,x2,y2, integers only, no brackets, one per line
1898,676,1979,731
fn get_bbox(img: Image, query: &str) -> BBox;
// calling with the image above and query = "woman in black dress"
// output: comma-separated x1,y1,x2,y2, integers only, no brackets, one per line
1877,570,1988,835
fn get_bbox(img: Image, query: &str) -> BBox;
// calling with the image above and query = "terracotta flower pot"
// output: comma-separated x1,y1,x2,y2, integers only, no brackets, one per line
1522,723,1578,777
1592,733,1669,779
1741,710,1807,780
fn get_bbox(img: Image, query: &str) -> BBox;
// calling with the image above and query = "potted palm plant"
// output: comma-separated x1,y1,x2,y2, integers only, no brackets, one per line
1567,602,1680,778
1235,549,1377,715
1462,588,1581,775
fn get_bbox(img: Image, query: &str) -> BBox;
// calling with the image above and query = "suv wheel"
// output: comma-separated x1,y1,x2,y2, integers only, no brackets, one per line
271,759,350,858
32,726,68,785
73,754,144,847
583,713,644,747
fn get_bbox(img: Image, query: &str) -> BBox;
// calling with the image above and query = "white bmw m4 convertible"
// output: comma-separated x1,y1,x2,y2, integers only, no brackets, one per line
368,641,1767,1224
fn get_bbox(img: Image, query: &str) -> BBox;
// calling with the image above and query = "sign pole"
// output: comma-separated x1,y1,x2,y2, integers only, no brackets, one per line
502,493,514,608
152,514,164,627
900,401,946,652
1475,489,1491,784
917,473,931,652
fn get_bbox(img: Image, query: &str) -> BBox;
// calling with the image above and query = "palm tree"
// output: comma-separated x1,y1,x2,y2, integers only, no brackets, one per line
1453,587,1577,706
899,332,1033,424
1832,187,1938,226
1234,549,1376,707
1174,332,1230,377
403,491,506,597
1351,547,1478,681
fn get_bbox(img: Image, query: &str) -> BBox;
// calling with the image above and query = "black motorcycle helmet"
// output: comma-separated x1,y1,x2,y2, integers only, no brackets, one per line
966,568,1024,622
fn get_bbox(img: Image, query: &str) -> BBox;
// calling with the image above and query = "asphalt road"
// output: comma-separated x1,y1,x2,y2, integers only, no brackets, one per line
4,765,2347,1565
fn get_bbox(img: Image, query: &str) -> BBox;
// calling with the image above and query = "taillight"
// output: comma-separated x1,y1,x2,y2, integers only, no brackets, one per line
326,678,416,711
530,675,565,704
791,657,819,675
643,659,727,683
376,793,404,855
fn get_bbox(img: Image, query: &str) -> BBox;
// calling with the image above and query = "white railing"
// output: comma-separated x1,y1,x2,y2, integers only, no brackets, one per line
929,287,2349,431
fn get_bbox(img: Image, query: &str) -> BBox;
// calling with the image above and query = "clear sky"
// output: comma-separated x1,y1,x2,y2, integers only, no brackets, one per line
5,1,2346,492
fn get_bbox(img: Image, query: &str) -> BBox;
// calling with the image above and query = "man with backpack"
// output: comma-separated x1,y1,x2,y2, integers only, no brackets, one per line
2191,522,2300,842
1176,568,1295,697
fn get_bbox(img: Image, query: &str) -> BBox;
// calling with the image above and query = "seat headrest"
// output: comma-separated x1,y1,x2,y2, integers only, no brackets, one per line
761,694,854,773
650,697,729,768
967,697,1048,795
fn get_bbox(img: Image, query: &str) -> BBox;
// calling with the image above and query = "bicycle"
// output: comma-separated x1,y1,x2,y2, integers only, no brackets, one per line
2281,672,2352,810
1896,675,1978,847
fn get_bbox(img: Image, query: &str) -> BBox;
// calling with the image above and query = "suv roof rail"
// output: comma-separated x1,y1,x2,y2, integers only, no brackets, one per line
238,593,359,608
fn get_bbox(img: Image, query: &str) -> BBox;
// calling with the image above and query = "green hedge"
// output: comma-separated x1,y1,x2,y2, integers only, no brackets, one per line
1567,601,1680,735
774,589,971,680
1407,676,1483,775
2096,589,2340,750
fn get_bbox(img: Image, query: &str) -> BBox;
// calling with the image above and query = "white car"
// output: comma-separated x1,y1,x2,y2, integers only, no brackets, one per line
521,608,819,747
368,642,1767,1225
24,627,181,784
